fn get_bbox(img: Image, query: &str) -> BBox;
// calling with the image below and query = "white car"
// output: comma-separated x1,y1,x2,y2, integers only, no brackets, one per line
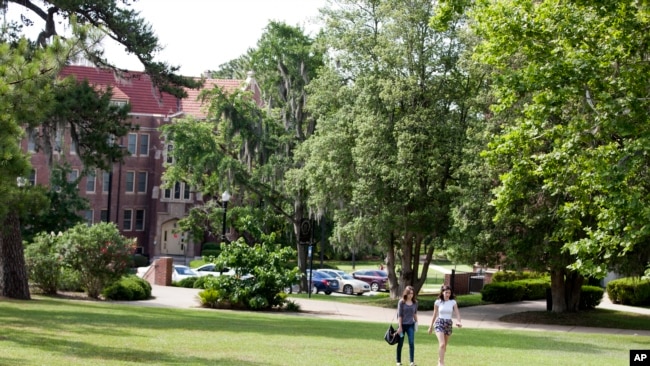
172,265,198,282
193,263,253,280
193,263,236,277
317,269,371,296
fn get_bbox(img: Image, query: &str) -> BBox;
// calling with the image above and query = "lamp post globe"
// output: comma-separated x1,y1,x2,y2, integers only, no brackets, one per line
221,191,230,242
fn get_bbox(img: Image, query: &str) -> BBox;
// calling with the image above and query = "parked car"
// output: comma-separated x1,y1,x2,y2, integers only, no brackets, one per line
317,269,371,296
193,263,253,280
172,265,198,282
352,269,389,292
307,270,340,295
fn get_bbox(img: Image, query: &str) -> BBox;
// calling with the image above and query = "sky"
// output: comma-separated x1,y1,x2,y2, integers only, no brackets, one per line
6,0,327,76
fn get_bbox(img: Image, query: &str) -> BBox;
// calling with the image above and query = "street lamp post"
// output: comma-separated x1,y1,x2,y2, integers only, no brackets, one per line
221,190,231,243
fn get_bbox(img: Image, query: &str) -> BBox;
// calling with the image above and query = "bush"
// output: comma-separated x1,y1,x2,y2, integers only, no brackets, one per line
579,285,604,310
492,271,545,282
481,281,527,303
199,236,299,310
198,289,221,308
132,254,149,268
58,267,83,292
102,275,152,300
517,278,550,300
175,276,198,288
607,277,650,306
58,222,136,298
24,233,62,294
193,275,212,289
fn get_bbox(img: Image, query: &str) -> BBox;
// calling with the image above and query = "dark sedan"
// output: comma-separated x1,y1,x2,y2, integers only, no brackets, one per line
352,269,388,292
308,270,340,295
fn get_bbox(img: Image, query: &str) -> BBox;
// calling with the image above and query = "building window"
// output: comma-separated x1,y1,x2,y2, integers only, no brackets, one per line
127,133,137,155
137,171,147,193
123,209,133,231
28,169,36,186
54,128,63,153
173,182,181,199
139,134,149,156
28,130,37,152
166,144,173,164
125,171,135,193
162,181,193,202
135,209,145,231
68,169,79,186
100,210,108,222
102,172,110,193
70,139,77,155
84,210,93,225
86,171,96,193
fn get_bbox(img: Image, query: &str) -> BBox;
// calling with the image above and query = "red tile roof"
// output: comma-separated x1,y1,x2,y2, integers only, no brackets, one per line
60,65,179,115
59,65,261,119
181,79,245,118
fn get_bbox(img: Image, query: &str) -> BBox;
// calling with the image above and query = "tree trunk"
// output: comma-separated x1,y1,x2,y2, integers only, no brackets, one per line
293,201,308,292
0,212,31,300
550,268,583,313
387,232,400,299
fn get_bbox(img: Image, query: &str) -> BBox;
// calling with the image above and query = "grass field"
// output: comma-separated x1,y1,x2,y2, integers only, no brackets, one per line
1,296,648,366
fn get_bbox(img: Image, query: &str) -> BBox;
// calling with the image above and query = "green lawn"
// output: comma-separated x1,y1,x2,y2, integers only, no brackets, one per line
1,296,648,366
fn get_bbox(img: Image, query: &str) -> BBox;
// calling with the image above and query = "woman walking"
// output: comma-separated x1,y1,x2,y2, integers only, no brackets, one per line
428,285,462,366
396,285,418,366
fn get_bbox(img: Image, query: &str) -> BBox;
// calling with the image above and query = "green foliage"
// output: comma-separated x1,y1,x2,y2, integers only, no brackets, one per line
102,275,151,301
198,289,221,308
481,281,528,303
607,278,650,306
21,165,88,243
579,286,603,310
192,275,211,289
174,276,198,289
131,254,149,268
58,222,135,298
24,232,62,294
492,271,546,283
58,267,83,292
199,236,299,310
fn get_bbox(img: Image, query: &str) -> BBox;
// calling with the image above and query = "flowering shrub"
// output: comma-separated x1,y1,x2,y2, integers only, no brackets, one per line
24,232,62,294
58,222,135,298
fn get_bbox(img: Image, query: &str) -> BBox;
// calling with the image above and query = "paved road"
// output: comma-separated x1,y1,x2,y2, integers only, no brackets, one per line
117,285,650,336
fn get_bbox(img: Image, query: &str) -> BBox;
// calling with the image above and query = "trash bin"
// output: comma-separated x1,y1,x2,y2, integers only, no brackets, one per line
469,276,485,293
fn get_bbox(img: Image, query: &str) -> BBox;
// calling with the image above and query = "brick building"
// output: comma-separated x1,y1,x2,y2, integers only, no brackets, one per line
21,65,261,263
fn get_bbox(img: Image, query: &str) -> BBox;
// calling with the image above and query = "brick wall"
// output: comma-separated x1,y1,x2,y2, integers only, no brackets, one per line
444,271,494,295
153,257,173,286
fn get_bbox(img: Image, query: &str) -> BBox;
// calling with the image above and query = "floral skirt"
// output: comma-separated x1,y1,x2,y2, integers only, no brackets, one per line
434,318,453,335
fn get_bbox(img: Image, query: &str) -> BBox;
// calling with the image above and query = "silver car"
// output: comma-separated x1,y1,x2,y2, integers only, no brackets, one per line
316,269,371,295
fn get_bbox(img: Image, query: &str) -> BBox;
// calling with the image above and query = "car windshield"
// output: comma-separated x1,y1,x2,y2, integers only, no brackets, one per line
176,267,193,274
341,274,354,280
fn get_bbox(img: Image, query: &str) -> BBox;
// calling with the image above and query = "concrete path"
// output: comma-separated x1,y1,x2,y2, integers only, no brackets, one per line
115,285,650,336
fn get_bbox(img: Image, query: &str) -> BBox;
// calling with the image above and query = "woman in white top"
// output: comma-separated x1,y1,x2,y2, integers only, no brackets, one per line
428,285,462,366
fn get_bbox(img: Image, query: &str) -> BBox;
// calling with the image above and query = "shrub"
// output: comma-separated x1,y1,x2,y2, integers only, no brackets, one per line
58,222,136,298
175,276,198,288
199,236,299,310
24,232,62,294
284,300,301,312
198,289,221,308
607,277,650,306
102,275,152,300
193,275,212,289
492,271,545,282
481,281,527,303
58,267,83,292
517,278,550,300
132,254,149,268
579,285,603,310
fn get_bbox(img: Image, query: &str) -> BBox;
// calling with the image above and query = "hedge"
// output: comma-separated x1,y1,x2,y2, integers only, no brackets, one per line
606,277,650,306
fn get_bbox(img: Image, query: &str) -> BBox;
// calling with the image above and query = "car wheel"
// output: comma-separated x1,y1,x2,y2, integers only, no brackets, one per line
371,282,379,292
312,285,319,294
325,290,332,295
343,285,353,295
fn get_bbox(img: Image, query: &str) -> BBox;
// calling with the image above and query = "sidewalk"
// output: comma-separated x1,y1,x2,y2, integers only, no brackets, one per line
126,285,650,336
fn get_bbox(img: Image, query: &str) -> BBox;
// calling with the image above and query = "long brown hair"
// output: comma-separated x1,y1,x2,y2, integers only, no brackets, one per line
401,285,417,302
438,285,456,301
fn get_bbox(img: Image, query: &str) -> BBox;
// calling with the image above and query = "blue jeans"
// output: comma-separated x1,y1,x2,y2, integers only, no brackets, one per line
396,322,415,363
